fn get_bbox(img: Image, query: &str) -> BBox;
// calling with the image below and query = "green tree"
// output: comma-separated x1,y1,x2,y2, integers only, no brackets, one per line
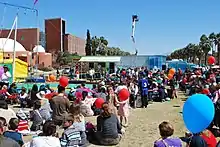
85,29,92,56
91,36,100,55
208,32,216,55
56,51,73,66
200,34,211,65
216,33,220,64
100,36,108,46
91,36,130,56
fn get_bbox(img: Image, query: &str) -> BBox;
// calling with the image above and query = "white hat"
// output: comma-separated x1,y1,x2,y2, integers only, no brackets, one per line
70,88,76,92
36,91,46,100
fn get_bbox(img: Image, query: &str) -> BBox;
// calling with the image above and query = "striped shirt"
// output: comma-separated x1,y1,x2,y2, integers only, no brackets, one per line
60,126,82,147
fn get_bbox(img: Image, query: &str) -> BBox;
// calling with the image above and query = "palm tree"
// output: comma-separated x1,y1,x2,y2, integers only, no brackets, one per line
195,44,203,65
200,34,211,65
208,32,216,55
216,33,220,64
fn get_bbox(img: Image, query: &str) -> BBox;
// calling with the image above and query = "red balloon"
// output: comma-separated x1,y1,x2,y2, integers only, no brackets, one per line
95,98,105,109
208,56,216,65
118,88,130,101
59,76,69,87
202,88,210,95
122,70,126,75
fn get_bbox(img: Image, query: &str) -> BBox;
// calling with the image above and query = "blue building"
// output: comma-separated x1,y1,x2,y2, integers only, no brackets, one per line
118,55,166,70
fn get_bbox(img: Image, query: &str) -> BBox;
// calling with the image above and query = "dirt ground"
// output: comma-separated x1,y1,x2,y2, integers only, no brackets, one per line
87,91,187,147
21,91,187,147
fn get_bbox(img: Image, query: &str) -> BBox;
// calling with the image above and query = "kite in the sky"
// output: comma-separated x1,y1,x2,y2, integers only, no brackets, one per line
131,15,139,55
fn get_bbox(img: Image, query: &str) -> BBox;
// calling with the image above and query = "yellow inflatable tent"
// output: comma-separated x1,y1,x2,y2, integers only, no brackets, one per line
0,58,28,82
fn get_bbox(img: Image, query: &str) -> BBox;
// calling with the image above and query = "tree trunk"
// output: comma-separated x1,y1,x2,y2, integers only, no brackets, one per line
205,53,208,65
218,44,220,65
199,58,201,65
192,56,195,63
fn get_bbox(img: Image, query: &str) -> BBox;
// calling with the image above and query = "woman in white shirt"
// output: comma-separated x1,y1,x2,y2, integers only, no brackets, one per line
26,120,61,147
0,66,11,87
79,91,96,117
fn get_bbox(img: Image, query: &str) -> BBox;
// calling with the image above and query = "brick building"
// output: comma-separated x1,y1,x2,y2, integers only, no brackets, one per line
64,34,85,55
0,28,39,51
0,17,85,67
45,18,65,53
45,18,85,55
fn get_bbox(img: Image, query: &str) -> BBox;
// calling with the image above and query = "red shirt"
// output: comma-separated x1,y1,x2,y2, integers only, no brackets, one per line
201,130,217,147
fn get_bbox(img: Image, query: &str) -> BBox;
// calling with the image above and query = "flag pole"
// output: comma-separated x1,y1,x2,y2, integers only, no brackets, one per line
12,15,18,82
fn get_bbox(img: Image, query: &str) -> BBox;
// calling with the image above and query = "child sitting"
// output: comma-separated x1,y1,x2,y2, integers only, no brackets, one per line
30,100,43,131
154,121,182,147
3,118,24,146
19,87,28,108
60,114,87,147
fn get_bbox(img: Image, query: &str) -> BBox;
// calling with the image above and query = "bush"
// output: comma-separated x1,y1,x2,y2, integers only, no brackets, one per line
38,67,53,72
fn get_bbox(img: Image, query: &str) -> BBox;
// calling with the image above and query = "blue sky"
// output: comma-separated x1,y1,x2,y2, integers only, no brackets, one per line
0,0,220,55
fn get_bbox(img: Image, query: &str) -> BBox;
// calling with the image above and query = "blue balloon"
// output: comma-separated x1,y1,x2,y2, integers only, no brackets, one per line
183,94,215,133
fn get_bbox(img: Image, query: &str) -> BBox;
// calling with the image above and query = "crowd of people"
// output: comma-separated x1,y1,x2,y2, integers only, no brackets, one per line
0,65,220,146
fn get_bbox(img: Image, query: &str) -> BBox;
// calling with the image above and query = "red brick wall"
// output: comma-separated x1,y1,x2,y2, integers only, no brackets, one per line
38,53,52,67
64,34,85,55
0,28,39,51
45,18,62,53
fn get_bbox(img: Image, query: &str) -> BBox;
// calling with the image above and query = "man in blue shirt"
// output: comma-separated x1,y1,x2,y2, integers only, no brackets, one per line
139,75,149,108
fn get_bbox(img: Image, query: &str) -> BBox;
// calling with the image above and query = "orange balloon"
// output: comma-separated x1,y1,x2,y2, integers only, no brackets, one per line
168,74,173,80
169,68,175,75
49,74,56,82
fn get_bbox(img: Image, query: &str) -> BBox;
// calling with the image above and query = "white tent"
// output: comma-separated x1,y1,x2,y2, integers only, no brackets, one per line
79,56,121,63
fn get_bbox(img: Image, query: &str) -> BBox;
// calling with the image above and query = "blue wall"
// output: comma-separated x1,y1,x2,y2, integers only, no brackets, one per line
167,60,188,72
118,55,166,69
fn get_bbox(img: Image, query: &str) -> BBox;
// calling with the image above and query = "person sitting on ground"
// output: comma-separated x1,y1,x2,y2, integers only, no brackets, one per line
186,133,208,147
79,91,94,117
29,120,61,147
69,104,85,124
28,84,39,108
0,85,11,98
8,83,17,95
200,129,217,147
50,86,70,126
30,100,43,131
95,102,122,146
96,87,107,101
3,118,24,146
19,87,28,108
0,100,16,123
0,117,20,147
154,121,182,147
60,113,87,147
68,88,76,101
37,91,52,121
